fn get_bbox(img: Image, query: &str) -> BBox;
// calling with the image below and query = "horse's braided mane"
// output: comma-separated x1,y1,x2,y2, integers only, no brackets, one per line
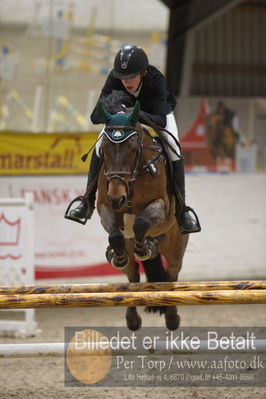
101,90,133,114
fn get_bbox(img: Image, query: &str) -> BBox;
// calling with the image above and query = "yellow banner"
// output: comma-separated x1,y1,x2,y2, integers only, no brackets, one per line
0,132,99,175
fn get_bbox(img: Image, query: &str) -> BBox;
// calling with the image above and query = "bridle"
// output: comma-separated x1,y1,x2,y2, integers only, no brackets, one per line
102,124,143,210
102,123,163,212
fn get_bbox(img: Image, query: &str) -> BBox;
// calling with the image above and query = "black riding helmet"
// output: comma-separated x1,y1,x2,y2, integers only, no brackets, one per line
113,45,149,79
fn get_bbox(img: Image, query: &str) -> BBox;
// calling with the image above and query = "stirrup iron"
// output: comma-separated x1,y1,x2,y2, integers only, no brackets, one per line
64,196,90,225
180,206,201,234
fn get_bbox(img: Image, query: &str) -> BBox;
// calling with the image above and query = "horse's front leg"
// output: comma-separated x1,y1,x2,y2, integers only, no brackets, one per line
98,204,128,269
99,204,141,329
133,199,165,261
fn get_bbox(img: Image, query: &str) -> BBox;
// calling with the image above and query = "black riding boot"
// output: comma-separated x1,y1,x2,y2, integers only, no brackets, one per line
172,159,201,234
68,150,101,221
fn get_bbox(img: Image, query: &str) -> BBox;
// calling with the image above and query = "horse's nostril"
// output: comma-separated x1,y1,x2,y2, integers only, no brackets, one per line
119,195,126,207
108,195,126,210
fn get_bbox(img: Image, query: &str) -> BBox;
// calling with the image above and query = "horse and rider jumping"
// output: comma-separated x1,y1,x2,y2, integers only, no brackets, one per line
65,45,201,330
67,45,200,234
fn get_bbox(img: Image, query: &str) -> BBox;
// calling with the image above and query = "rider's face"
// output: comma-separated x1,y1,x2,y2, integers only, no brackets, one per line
121,74,142,94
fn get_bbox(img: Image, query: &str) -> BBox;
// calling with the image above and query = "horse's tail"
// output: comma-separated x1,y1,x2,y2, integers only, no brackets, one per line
141,254,167,282
141,254,168,315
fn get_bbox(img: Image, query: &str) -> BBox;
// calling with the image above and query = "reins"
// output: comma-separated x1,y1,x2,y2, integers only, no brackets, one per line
139,113,183,159
76,112,183,217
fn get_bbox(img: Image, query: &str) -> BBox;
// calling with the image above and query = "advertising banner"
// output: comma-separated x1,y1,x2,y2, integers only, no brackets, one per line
0,173,265,282
0,132,98,175
0,176,117,280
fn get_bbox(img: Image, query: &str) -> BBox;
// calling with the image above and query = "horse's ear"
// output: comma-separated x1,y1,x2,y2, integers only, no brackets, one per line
129,100,140,125
97,102,112,123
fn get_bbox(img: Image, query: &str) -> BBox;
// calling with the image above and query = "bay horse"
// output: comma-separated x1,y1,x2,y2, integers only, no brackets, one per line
96,92,188,331
205,113,236,160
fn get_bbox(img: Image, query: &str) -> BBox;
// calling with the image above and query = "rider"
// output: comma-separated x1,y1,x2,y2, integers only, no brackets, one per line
215,101,240,134
67,44,200,234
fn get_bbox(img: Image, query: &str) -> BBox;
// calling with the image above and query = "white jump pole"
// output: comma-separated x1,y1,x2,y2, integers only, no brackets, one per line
1,340,266,358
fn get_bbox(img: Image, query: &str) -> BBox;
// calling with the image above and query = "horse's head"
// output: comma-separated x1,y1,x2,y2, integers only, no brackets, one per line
98,100,142,211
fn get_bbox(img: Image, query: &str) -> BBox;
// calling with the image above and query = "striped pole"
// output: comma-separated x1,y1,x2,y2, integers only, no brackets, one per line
0,280,265,295
0,289,266,309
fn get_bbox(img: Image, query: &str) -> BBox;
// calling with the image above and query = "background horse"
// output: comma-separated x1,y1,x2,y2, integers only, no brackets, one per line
96,91,188,331
205,113,236,160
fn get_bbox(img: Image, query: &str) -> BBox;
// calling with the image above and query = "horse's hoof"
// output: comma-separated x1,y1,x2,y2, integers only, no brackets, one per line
105,246,128,269
134,237,159,261
126,315,142,331
111,257,129,270
165,314,181,331
134,250,152,261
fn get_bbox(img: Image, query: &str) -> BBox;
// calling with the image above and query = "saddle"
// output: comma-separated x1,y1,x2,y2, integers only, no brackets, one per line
150,134,185,215
150,135,173,188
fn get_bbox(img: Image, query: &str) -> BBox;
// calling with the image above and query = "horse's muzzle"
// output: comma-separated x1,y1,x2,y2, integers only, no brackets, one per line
107,195,127,211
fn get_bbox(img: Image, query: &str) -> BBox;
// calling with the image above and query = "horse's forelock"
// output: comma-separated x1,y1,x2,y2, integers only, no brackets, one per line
101,90,133,114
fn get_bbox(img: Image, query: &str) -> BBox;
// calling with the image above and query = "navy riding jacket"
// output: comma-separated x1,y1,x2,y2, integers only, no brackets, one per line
90,65,176,128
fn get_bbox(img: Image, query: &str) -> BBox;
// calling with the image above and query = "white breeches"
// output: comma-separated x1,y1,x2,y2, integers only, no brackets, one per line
95,112,180,161
160,112,181,160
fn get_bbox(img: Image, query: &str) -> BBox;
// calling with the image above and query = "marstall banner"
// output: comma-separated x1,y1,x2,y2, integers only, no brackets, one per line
0,132,98,175
0,176,119,280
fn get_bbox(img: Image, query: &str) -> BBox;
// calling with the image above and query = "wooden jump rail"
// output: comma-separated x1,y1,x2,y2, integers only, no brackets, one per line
0,289,266,309
1,282,265,360
0,281,265,309
0,280,266,295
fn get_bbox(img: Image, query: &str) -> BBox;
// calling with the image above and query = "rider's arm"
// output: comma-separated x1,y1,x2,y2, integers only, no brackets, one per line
140,76,168,128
